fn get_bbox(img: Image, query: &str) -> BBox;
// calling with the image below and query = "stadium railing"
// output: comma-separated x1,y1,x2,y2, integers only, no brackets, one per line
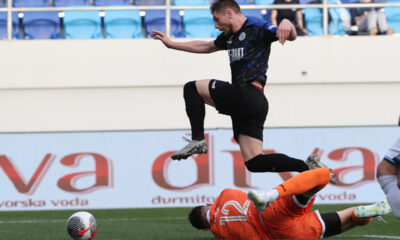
0,0,399,39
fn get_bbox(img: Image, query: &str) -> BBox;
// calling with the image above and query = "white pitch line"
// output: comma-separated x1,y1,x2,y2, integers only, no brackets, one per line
3,219,397,240
333,235,400,239
0,217,186,224
0,219,65,224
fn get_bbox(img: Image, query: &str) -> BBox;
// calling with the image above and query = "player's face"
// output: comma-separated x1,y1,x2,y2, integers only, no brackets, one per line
212,9,234,35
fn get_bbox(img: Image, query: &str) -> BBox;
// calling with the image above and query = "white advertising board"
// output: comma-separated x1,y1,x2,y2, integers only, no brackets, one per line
0,126,399,211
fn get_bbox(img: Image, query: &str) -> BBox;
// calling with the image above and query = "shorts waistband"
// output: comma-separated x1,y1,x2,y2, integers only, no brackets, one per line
250,82,264,92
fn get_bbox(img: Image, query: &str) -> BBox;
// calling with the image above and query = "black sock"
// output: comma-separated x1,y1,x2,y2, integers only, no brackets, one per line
245,154,310,173
183,81,205,141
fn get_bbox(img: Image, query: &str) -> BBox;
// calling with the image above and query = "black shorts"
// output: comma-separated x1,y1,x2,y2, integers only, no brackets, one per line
208,79,268,142
321,212,342,238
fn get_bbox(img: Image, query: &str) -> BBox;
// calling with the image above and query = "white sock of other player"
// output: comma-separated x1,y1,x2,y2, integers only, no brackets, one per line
378,175,400,219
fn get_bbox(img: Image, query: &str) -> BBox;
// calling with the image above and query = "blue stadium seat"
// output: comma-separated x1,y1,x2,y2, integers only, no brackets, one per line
94,0,130,6
144,10,184,37
305,8,323,35
0,12,19,39
14,0,50,7
54,0,90,6
63,11,102,39
385,0,400,33
242,9,264,21
236,0,253,4
135,0,166,5
299,0,315,3
104,10,143,38
174,0,209,6
183,9,220,38
22,12,61,39
254,0,274,5
252,0,274,22
341,0,358,3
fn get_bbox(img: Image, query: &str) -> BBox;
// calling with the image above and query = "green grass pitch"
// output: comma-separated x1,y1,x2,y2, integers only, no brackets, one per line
0,204,399,240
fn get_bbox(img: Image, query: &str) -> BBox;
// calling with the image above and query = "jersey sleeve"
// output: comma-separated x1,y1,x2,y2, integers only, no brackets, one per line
214,33,228,50
262,22,279,43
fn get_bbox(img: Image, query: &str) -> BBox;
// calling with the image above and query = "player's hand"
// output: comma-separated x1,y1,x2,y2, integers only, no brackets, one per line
301,27,308,35
276,19,293,45
150,30,173,48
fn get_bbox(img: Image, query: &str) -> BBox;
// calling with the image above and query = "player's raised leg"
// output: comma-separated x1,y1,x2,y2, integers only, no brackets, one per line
248,168,331,211
306,154,337,184
171,80,213,160
239,134,310,173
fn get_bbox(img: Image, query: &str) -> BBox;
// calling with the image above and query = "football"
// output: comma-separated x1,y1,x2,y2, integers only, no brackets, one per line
66,211,98,240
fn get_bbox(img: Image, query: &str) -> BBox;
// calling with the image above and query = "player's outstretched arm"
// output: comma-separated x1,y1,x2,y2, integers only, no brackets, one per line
276,19,297,45
150,30,220,54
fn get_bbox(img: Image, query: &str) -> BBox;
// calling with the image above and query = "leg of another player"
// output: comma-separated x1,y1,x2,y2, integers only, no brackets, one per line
377,160,400,219
239,134,309,173
336,207,359,232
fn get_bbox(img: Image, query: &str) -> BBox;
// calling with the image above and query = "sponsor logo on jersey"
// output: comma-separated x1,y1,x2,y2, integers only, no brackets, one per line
228,48,244,62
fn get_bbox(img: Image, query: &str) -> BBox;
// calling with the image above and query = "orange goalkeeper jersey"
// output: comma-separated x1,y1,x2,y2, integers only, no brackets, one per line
209,188,325,240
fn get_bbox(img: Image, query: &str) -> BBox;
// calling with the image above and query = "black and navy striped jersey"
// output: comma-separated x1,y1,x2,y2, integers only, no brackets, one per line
214,17,278,87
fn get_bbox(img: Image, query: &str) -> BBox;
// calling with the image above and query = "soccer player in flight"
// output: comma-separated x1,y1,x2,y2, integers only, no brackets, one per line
188,168,391,239
151,0,335,179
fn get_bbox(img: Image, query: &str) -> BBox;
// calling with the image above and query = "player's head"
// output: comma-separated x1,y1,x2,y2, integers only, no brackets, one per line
210,0,242,35
188,205,210,230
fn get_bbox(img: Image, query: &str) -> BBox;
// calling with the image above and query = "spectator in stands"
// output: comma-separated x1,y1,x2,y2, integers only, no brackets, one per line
271,0,308,36
350,0,393,35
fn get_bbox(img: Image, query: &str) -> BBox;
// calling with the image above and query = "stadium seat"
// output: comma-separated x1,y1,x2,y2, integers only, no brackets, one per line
54,0,90,6
242,9,265,21
144,10,184,37
22,12,61,39
174,0,209,6
135,0,166,5
252,0,274,21
14,0,50,7
236,0,253,4
183,9,220,38
305,8,323,35
94,0,130,6
341,0,358,3
385,0,400,33
63,11,102,39
0,12,19,39
104,10,143,38
254,0,275,5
